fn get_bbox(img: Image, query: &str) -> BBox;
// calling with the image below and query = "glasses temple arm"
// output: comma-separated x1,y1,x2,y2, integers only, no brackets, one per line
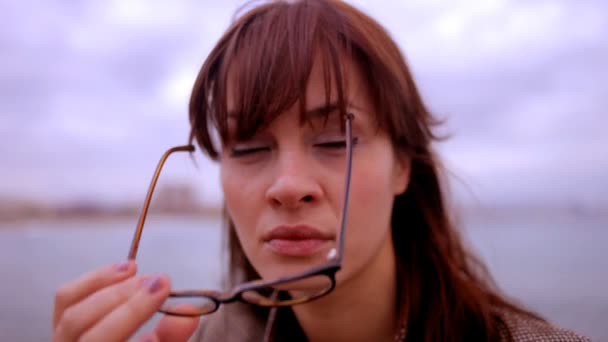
334,114,354,264
127,145,195,260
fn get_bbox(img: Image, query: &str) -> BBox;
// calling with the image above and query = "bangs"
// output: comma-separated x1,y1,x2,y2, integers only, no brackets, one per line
189,0,353,159
190,0,441,161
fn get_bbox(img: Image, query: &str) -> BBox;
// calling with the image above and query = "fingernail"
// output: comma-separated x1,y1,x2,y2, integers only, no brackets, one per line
143,276,163,294
113,261,130,272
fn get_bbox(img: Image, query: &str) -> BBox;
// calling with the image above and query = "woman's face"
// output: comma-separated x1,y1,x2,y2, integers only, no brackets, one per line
220,60,409,288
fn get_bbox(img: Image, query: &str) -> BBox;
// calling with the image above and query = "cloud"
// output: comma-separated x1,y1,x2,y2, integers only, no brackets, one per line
1,0,606,208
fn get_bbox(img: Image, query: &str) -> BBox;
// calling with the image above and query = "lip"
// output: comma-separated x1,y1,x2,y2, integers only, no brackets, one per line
263,224,333,257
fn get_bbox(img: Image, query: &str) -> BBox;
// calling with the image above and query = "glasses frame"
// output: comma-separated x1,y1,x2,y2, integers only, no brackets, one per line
127,113,355,317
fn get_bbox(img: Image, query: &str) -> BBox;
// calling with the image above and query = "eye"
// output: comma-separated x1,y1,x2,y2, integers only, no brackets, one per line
316,140,347,149
230,146,270,157
315,137,358,149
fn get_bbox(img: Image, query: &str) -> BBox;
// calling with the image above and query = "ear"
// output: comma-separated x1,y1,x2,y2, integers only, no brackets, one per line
392,152,410,195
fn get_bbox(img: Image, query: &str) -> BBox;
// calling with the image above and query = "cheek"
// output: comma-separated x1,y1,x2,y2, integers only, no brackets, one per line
349,166,395,227
220,165,260,245
220,166,240,212
350,145,398,221
343,151,397,259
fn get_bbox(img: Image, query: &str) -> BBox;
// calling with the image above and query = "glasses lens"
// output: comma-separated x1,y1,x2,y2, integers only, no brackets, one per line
241,275,333,307
160,294,218,316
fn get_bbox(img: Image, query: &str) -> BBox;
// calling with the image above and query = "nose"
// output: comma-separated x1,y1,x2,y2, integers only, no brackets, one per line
265,153,322,209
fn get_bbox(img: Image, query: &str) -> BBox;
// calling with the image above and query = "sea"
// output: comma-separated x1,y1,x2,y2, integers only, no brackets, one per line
0,215,606,341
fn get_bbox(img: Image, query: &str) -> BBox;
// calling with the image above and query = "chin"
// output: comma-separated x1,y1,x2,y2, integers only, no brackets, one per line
255,253,327,280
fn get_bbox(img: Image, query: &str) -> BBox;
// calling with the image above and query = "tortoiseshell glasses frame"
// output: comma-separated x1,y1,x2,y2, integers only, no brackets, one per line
126,114,355,317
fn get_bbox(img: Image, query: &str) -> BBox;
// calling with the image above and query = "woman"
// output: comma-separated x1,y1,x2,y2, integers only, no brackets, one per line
52,1,589,341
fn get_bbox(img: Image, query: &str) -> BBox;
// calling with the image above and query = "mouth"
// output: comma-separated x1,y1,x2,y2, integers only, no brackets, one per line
263,224,334,257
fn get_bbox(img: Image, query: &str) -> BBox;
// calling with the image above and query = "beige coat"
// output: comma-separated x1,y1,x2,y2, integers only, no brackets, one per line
190,302,591,342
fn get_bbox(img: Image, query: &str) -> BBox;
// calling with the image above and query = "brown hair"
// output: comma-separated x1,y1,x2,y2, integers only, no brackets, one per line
188,0,541,340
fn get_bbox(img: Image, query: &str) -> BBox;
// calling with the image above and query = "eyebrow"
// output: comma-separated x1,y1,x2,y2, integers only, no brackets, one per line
304,102,341,119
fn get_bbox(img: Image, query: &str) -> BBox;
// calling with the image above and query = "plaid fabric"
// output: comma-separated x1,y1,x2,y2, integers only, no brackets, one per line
192,302,592,342
498,310,591,342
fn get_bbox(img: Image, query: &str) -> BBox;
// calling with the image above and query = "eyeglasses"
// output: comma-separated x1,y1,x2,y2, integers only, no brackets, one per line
127,114,355,317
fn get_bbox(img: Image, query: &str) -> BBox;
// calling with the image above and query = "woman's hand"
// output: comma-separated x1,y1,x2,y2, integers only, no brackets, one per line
52,261,200,342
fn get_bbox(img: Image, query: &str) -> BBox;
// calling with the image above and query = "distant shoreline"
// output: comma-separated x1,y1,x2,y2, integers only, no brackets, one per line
0,212,222,228
1,207,606,230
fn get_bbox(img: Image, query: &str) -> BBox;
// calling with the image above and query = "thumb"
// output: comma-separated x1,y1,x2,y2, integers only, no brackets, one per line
155,314,200,342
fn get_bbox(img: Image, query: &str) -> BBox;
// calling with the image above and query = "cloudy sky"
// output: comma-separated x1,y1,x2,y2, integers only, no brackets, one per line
1,0,607,209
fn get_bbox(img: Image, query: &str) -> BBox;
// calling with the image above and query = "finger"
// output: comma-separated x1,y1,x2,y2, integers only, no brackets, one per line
155,313,200,342
53,260,136,328
80,275,171,342
135,332,159,342
53,275,145,341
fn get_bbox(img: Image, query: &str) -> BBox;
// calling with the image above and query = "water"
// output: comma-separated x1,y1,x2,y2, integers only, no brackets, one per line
0,216,223,342
0,215,606,341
